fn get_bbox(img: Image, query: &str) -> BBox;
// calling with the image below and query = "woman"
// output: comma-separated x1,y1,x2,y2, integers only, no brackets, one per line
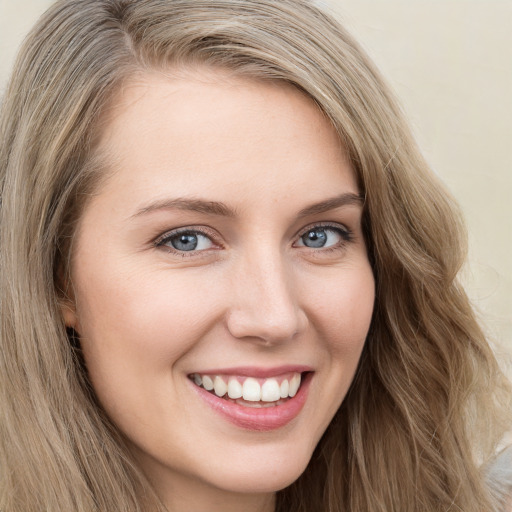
0,1,510,511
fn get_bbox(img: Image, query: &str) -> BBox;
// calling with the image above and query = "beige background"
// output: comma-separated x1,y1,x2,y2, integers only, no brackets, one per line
1,0,511,362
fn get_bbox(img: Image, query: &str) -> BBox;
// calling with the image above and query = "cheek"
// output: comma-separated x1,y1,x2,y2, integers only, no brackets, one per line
72,264,222,390
295,262,374,444
307,263,375,357
72,267,228,435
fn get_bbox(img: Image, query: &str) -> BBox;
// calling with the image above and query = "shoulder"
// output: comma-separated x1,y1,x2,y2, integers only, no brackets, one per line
486,446,512,512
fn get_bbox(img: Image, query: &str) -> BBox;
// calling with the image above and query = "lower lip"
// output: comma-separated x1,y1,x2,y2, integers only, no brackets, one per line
191,373,312,431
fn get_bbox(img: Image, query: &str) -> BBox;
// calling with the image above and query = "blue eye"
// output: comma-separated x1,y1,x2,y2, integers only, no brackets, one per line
158,231,214,252
296,226,346,249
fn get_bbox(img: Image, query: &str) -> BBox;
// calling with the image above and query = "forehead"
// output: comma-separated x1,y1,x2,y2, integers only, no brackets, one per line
90,68,358,213
102,68,345,151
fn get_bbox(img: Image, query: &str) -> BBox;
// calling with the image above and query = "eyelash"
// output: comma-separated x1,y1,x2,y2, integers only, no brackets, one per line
153,226,221,256
295,222,354,251
153,223,354,256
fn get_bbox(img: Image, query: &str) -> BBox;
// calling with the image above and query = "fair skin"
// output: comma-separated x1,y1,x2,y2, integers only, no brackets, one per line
63,69,375,512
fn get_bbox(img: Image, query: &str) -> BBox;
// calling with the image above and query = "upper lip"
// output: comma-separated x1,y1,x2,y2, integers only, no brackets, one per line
190,365,313,378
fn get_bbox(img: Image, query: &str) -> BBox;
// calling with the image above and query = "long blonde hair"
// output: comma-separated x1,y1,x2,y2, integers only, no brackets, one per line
1,1,509,511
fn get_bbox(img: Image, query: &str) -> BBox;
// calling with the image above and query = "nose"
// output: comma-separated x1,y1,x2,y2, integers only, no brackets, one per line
225,252,308,345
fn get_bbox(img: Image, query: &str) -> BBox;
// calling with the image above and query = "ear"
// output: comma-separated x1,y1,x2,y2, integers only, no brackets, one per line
60,298,79,330
56,264,80,332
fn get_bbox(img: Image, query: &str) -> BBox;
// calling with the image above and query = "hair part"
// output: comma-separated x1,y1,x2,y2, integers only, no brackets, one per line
1,1,510,511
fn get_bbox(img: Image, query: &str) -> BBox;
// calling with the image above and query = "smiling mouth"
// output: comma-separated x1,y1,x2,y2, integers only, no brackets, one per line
189,372,304,408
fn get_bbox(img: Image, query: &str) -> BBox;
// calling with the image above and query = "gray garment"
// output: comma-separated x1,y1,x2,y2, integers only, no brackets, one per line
486,446,512,512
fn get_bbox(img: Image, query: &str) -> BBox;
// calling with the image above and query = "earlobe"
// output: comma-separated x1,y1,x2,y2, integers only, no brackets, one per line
60,300,79,330
55,266,80,331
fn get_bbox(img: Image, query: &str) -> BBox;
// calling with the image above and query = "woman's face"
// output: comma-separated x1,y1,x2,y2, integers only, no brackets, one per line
63,69,375,506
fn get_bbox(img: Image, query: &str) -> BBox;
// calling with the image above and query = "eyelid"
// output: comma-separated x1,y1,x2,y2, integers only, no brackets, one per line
293,222,352,244
153,225,222,251
152,222,353,255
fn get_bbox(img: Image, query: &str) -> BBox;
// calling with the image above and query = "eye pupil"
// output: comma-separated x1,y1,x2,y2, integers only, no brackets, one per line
171,233,198,251
302,229,327,248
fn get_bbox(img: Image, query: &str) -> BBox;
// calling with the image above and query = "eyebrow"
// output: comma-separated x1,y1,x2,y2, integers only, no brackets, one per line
132,197,237,218
131,192,363,219
297,192,364,217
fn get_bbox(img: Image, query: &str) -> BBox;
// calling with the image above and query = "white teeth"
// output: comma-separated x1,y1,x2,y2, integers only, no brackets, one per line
192,372,304,403
213,376,227,397
280,379,289,398
261,378,281,402
227,377,243,399
289,373,301,397
202,375,214,391
242,378,261,402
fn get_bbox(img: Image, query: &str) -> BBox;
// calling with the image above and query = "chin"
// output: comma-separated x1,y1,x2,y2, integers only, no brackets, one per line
202,443,314,494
